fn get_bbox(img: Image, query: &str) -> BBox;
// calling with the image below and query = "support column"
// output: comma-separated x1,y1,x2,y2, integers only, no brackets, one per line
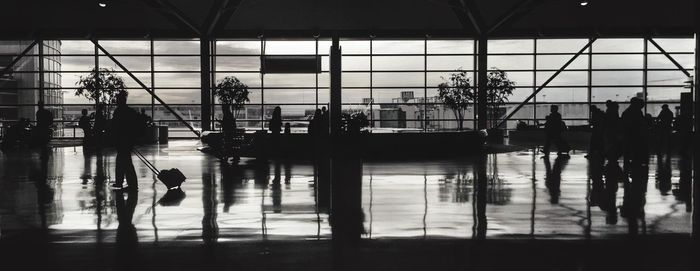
330,36,342,137
693,28,700,237
200,38,213,132
476,35,488,130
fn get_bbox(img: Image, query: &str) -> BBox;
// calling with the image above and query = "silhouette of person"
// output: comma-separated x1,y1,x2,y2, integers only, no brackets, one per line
621,97,649,172
93,103,107,146
542,105,569,156
79,108,92,141
656,104,673,154
269,106,282,135
221,103,237,158
284,122,291,134
603,100,621,162
588,105,605,159
309,109,322,135
320,106,329,136
111,91,139,190
543,155,569,204
35,100,53,145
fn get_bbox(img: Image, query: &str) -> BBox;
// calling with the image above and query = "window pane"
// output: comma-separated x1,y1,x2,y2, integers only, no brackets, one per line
373,40,424,54
373,56,424,71
216,40,261,55
488,40,533,53
427,40,473,54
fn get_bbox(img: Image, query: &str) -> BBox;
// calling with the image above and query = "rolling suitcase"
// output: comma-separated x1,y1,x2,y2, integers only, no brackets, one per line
133,148,186,190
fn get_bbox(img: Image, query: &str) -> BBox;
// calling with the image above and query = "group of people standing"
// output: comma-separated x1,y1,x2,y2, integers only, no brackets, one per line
589,98,675,170
544,97,676,167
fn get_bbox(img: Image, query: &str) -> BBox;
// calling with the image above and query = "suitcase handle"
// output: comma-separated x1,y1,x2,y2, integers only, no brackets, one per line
132,148,160,175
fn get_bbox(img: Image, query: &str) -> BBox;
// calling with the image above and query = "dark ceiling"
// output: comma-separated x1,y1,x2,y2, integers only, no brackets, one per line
1,0,696,39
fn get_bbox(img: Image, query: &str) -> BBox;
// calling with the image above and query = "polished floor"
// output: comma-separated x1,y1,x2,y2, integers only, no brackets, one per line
0,140,696,270
0,140,692,241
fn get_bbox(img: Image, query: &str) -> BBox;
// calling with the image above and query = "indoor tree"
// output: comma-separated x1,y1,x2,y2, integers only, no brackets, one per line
214,76,250,118
485,69,516,129
437,69,475,131
75,67,127,115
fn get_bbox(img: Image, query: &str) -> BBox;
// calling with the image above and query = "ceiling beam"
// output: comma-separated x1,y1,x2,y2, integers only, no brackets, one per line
450,0,485,35
141,0,201,36
487,0,545,35
203,0,243,37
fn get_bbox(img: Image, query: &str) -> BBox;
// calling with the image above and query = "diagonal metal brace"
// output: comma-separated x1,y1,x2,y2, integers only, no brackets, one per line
0,40,38,77
647,38,692,78
92,40,201,138
496,38,598,128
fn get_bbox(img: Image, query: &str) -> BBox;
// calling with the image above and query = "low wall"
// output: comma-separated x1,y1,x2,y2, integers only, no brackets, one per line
202,131,486,159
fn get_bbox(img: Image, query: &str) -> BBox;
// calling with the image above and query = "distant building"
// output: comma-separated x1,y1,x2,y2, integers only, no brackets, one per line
0,41,63,131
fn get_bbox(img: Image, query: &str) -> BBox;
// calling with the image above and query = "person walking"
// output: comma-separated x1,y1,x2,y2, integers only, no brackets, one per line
111,91,139,190
35,101,53,145
621,97,649,171
543,105,569,156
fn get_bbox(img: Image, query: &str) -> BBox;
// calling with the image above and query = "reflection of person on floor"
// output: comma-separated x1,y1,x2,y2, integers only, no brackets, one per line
115,189,139,268
543,155,569,204
656,104,674,154
602,161,622,225
621,163,648,235
542,105,569,156
35,101,53,145
111,91,139,190
621,97,649,172
272,160,282,213
655,153,672,195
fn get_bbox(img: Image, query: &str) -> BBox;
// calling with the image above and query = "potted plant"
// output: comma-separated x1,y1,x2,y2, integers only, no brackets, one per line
75,68,127,144
485,69,515,142
75,67,126,115
437,69,475,131
211,76,250,157
214,76,250,120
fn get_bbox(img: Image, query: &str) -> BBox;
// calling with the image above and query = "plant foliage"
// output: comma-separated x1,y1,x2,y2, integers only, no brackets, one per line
75,67,126,106
437,69,475,130
214,76,250,116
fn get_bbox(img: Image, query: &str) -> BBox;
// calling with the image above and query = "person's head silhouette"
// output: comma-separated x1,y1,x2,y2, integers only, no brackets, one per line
550,105,558,114
630,97,644,110
662,104,669,110
116,91,128,106
81,109,88,116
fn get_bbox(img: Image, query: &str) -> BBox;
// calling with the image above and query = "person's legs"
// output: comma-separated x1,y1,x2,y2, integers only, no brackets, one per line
115,151,126,187
124,151,138,188
543,134,552,155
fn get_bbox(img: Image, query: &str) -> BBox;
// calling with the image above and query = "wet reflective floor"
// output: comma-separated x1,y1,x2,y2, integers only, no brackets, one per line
0,140,697,270
0,140,692,242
